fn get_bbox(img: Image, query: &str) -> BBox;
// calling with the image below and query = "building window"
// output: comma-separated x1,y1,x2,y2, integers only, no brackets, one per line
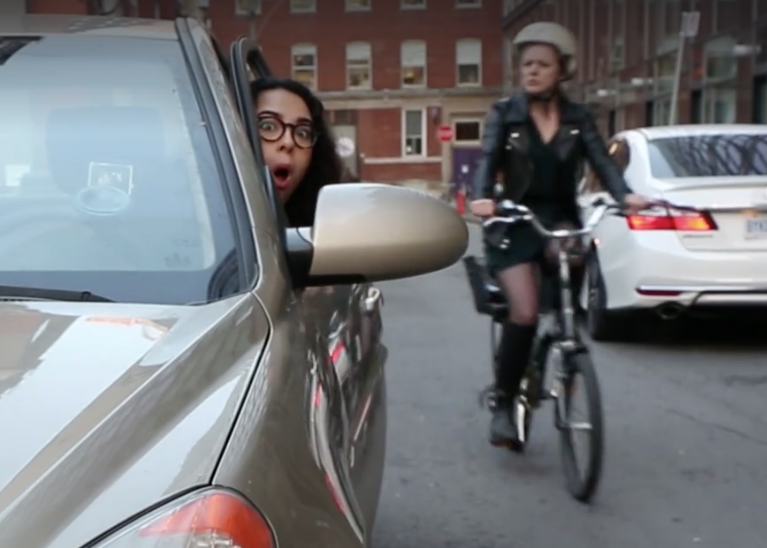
652,99,671,126
754,77,767,123
454,120,481,142
401,0,425,8
704,35,738,83
456,39,481,86
235,0,261,15
654,52,675,95
403,109,425,156
456,0,481,7
756,22,767,70
346,0,371,10
291,44,317,89
401,40,426,87
346,42,372,89
703,87,737,123
290,0,316,13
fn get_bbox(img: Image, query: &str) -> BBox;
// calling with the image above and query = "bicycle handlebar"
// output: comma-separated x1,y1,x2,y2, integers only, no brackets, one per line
481,198,699,240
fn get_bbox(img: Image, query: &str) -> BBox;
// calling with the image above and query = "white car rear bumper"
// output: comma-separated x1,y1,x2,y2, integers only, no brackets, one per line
598,232,767,310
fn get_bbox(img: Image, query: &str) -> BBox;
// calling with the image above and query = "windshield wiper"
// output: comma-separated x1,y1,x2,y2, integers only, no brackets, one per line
0,285,114,303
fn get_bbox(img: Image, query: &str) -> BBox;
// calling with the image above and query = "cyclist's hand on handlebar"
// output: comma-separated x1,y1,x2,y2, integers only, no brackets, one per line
623,193,653,215
470,199,495,218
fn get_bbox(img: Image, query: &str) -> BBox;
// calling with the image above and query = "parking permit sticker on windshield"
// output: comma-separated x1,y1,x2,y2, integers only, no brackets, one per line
87,161,134,194
75,161,133,215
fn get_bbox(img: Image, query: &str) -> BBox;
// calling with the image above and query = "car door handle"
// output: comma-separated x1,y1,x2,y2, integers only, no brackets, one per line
362,286,383,314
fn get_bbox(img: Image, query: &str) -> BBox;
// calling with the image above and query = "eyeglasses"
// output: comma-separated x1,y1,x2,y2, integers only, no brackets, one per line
257,116,317,149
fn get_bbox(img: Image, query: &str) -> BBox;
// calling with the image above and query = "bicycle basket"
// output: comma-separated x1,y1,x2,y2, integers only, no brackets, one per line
462,255,495,315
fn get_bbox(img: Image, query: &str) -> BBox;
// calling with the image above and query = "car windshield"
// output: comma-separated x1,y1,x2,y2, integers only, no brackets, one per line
647,133,767,178
0,34,242,305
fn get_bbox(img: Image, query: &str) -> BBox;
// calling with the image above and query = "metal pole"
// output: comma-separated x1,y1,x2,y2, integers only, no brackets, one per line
668,34,685,125
249,0,261,40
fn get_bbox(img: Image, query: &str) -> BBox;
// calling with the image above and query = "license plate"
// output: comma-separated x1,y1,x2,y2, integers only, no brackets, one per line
745,216,767,239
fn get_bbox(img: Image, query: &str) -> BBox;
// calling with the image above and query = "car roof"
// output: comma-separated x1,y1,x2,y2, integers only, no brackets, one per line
627,124,767,141
0,14,178,40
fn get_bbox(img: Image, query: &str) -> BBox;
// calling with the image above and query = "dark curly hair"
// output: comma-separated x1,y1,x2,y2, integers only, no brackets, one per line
250,77,343,227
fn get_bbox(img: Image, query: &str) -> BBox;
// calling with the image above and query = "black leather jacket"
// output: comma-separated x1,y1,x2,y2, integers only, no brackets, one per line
473,94,632,203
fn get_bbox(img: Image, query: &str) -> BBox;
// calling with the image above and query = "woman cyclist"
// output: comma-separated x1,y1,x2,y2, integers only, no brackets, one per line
470,22,650,449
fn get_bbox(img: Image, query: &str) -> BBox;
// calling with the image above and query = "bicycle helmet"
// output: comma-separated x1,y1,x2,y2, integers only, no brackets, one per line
513,22,577,80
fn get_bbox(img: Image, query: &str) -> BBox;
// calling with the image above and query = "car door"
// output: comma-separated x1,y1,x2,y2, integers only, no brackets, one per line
227,38,383,532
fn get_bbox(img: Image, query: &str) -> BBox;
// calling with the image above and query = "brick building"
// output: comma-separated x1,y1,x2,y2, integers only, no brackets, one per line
207,0,505,185
22,0,505,186
502,0,767,134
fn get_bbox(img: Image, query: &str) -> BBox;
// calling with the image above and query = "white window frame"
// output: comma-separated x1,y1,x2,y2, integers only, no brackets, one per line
402,108,426,157
290,0,316,13
345,0,371,11
401,40,427,88
456,38,482,87
291,44,318,89
346,42,372,89
453,118,482,144
401,0,426,9
456,0,481,8
234,0,261,15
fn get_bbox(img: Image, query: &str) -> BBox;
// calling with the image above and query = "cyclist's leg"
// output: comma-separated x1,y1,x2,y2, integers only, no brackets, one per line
489,260,540,445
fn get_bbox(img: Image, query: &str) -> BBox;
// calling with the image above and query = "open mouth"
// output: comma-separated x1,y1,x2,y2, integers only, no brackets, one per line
271,166,292,189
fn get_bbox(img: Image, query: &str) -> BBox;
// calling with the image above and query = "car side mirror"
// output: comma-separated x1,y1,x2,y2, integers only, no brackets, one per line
285,183,469,288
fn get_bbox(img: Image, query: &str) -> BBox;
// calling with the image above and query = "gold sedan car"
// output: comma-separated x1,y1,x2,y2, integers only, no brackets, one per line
0,15,468,548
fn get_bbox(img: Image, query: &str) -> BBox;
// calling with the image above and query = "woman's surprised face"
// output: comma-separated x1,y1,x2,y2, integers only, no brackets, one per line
520,43,561,95
256,88,316,203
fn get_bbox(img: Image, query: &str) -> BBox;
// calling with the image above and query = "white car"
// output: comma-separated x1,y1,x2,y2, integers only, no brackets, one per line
577,124,767,341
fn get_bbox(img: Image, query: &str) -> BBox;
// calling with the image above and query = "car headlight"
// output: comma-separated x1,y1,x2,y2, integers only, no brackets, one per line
90,488,275,548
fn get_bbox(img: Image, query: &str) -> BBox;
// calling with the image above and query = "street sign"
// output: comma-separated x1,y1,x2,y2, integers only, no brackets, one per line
437,125,454,142
680,11,700,38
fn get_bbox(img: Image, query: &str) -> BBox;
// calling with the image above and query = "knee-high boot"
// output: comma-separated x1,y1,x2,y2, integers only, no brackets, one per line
490,322,537,445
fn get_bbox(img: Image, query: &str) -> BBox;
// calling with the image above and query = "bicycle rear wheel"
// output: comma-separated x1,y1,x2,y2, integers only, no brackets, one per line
556,352,604,503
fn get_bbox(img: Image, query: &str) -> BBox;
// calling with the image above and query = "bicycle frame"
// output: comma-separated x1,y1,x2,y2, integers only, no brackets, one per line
555,244,578,342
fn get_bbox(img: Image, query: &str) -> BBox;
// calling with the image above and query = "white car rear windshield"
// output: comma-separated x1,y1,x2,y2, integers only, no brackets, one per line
0,34,241,305
648,134,767,178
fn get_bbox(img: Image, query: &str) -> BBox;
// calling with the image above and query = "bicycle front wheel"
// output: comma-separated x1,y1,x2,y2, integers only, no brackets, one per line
557,352,604,503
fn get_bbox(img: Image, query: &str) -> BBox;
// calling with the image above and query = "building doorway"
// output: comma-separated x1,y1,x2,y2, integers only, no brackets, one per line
753,75,766,123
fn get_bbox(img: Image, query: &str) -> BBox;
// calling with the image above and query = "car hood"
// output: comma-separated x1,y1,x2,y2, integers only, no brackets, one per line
0,296,267,547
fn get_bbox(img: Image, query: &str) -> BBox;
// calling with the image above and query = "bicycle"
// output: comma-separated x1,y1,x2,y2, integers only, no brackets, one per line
463,198,628,503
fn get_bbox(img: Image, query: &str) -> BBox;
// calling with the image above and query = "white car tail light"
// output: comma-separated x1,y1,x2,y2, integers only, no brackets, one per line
92,489,274,548
626,204,717,231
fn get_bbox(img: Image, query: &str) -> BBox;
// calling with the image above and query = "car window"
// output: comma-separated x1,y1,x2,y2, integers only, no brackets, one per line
609,139,630,173
648,134,767,178
0,35,239,304
580,139,629,194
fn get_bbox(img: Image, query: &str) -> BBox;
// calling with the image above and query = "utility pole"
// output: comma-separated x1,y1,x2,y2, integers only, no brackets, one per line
247,0,261,40
668,11,700,125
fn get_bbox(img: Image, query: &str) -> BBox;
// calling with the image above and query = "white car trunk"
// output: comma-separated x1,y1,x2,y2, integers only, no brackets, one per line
659,176,767,252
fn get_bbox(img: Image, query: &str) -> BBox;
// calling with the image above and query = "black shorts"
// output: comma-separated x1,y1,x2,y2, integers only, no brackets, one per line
484,223,548,274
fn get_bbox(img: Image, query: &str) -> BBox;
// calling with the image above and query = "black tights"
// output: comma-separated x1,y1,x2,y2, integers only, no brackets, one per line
493,224,584,404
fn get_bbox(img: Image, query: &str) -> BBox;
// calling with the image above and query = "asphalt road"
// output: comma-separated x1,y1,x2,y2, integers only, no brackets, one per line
372,224,767,548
